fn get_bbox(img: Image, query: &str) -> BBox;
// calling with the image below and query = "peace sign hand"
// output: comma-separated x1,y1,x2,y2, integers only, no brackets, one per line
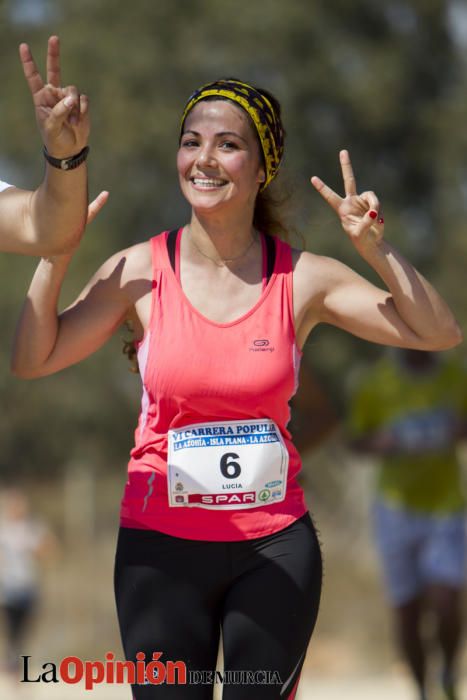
311,150,384,252
19,36,90,158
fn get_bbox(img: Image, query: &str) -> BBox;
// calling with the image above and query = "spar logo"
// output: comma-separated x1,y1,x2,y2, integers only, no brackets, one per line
189,492,256,506
249,339,275,353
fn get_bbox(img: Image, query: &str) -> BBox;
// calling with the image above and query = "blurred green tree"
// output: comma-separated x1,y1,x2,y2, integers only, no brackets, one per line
0,0,465,475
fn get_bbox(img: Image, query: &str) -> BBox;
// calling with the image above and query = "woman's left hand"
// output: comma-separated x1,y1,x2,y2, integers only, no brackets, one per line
87,190,109,225
311,150,385,253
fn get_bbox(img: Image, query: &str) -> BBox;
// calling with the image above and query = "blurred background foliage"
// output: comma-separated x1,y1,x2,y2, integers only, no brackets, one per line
0,0,466,477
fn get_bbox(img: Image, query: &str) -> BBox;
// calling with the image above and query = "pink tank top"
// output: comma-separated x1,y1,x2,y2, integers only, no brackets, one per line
120,229,307,540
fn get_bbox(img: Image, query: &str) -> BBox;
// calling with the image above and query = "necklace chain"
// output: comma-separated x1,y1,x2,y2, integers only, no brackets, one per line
189,230,257,266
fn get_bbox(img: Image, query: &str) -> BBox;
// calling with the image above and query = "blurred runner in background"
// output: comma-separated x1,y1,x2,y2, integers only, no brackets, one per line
0,488,57,676
349,349,467,700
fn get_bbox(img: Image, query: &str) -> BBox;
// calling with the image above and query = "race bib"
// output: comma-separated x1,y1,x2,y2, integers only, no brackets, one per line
167,419,289,509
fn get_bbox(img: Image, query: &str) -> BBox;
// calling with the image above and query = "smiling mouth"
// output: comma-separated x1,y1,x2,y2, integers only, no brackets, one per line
190,177,228,188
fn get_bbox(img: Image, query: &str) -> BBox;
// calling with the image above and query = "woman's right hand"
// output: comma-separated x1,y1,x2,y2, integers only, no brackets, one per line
19,36,90,158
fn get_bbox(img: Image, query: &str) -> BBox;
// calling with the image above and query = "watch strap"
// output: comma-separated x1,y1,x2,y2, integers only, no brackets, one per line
43,145,89,171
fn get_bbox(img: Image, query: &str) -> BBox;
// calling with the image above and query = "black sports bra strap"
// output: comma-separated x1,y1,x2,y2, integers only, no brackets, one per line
166,228,276,282
265,233,276,283
167,229,178,272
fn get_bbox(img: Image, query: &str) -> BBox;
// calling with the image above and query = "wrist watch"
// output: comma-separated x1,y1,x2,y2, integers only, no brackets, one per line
43,145,90,171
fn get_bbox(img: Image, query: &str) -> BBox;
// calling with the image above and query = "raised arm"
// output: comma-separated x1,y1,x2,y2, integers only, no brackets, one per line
0,36,89,256
299,150,462,351
9,192,150,379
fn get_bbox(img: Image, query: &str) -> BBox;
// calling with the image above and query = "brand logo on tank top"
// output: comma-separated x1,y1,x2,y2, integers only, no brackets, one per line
249,338,275,353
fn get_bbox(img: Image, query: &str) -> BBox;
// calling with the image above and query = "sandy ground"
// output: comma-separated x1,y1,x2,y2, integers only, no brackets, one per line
1,671,466,699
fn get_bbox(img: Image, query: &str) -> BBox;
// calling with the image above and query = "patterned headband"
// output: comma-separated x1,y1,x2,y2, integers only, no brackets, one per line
180,79,284,191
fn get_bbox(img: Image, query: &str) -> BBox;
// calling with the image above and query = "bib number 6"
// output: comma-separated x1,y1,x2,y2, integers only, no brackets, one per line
220,453,241,479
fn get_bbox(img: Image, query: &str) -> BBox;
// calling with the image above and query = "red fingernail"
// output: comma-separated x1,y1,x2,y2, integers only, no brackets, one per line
369,210,378,220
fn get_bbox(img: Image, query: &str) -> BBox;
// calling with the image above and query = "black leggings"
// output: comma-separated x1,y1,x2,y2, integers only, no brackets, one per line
114,513,322,699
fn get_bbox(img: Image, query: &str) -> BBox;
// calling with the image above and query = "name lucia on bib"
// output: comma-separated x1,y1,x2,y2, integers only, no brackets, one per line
167,419,289,509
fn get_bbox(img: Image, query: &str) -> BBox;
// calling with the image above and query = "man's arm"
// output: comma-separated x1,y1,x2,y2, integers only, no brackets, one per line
0,36,89,256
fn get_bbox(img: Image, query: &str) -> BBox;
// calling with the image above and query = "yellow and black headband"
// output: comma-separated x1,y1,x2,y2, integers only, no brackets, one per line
180,79,284,191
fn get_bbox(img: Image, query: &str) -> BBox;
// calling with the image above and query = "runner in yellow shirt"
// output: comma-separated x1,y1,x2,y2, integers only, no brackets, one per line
349,349,467,700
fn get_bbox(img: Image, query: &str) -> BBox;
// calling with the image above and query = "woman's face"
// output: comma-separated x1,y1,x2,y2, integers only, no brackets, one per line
177,100,266,215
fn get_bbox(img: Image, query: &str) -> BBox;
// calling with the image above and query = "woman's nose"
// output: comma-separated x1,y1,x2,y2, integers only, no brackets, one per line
196,145,217,167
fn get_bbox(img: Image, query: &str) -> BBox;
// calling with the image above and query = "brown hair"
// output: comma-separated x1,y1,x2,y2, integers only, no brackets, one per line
122,321,139,373
253,180,291,242
247,84,291,241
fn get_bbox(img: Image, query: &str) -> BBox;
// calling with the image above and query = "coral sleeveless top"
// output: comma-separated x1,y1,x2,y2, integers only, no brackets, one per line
120,229,307,540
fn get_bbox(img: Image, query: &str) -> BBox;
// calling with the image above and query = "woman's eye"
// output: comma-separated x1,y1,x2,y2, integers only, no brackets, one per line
181,140,198,148
220,141,238,150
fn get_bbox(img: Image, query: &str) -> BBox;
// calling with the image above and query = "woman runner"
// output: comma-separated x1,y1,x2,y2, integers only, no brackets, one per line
11,79,461,699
